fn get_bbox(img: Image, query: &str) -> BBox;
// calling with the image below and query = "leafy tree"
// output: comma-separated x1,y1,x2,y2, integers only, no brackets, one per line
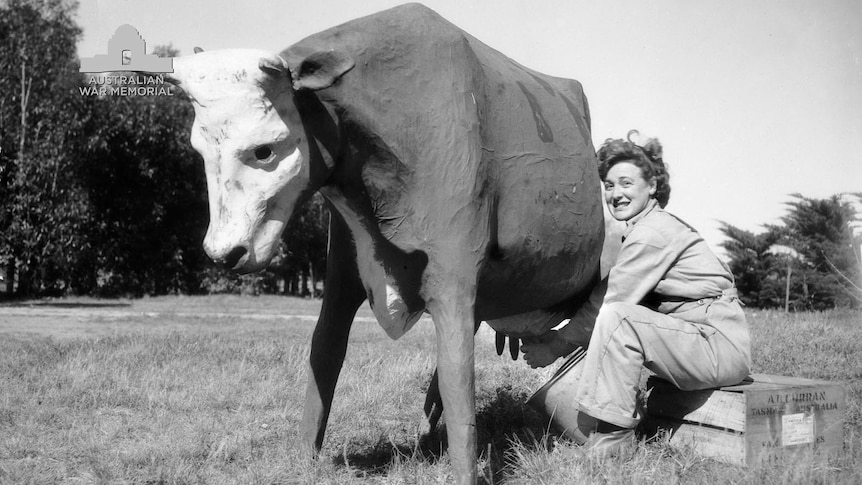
778,193,861,309
0,0,88,296
718,222,784,307
720,193,862,310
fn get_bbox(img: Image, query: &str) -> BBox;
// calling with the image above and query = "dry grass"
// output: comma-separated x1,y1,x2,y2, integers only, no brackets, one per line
0,297,859,483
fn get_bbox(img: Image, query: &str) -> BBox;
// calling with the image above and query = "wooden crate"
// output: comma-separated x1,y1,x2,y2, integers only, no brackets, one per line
640,374,845,465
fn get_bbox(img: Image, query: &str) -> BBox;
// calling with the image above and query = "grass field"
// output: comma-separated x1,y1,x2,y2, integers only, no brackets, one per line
1,296,860,484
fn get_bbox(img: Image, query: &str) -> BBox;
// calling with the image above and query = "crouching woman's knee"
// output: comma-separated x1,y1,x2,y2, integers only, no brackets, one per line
596,302,640,324
593,301,641,336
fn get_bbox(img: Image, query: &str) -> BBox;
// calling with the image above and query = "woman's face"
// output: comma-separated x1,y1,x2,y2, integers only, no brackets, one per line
603,161,657,221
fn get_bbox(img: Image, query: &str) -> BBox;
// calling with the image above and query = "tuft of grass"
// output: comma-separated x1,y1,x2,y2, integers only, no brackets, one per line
1,298,860,483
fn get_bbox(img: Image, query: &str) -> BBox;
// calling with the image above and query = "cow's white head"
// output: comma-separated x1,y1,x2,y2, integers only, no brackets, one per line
167,49,353,272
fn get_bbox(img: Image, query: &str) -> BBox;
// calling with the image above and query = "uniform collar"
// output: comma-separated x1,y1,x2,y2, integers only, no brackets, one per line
623,198,660,240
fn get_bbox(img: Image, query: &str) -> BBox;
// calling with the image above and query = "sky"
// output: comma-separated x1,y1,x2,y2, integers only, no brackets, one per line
75,0,862,254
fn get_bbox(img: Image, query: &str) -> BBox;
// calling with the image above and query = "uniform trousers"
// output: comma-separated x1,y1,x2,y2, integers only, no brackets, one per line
574,294,751,429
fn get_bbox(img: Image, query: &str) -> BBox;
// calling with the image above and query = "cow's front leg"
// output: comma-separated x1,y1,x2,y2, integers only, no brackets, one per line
300,211,367,455
424,320,483,431
428,289,478,484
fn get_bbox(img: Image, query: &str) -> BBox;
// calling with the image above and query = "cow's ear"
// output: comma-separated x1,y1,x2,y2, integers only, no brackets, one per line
290,50,354,91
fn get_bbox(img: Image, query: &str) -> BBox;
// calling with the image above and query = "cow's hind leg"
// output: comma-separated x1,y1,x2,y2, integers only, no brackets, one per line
300,211,367,455
424,370,444,431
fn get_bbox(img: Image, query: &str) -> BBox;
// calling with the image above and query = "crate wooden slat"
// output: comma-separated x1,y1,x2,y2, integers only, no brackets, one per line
640,374,845,465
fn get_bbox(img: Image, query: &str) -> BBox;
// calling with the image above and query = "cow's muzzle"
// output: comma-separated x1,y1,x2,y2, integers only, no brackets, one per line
204,231,253,272
216,246,249,271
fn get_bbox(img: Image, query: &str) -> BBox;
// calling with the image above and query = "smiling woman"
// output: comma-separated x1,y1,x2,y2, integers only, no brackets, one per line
603,163,656,221
522,132,752,458
598,133,670,221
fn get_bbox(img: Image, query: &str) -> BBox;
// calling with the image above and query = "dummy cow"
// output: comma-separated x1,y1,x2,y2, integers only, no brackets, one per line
163,4,610,483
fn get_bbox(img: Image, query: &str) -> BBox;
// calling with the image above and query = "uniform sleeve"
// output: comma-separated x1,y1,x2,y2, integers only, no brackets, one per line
557,276,607,345
604,229,680,305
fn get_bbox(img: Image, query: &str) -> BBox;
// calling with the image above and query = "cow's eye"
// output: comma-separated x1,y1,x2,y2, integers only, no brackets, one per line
254,146,273,161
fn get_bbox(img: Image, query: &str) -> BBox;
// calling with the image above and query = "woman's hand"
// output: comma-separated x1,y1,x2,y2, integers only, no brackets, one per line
521,331,578,369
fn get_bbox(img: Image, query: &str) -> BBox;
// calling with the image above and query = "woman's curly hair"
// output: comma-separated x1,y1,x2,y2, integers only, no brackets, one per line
596,130,671,208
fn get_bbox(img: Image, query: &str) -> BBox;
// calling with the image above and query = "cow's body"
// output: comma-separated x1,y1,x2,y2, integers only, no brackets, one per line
167,4,605,483
284,4,602,336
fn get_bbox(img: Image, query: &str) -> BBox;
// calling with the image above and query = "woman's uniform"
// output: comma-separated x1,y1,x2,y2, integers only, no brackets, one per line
574,199,751,429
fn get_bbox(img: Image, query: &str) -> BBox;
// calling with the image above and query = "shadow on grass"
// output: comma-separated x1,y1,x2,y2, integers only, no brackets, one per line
332,385,556,483
333,430,447,476
477,385,557,483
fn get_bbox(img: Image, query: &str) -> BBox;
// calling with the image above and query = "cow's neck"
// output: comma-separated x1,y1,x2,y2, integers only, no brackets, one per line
309,97,429,340
318,185,429,339
294,92,342,190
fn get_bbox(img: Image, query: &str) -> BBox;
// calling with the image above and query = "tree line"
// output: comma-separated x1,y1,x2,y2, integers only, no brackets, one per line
0,0,327,298
720,193,862,311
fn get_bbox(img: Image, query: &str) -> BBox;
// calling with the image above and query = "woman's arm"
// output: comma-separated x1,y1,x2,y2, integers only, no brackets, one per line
522,277,606,368
604,230,679,305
